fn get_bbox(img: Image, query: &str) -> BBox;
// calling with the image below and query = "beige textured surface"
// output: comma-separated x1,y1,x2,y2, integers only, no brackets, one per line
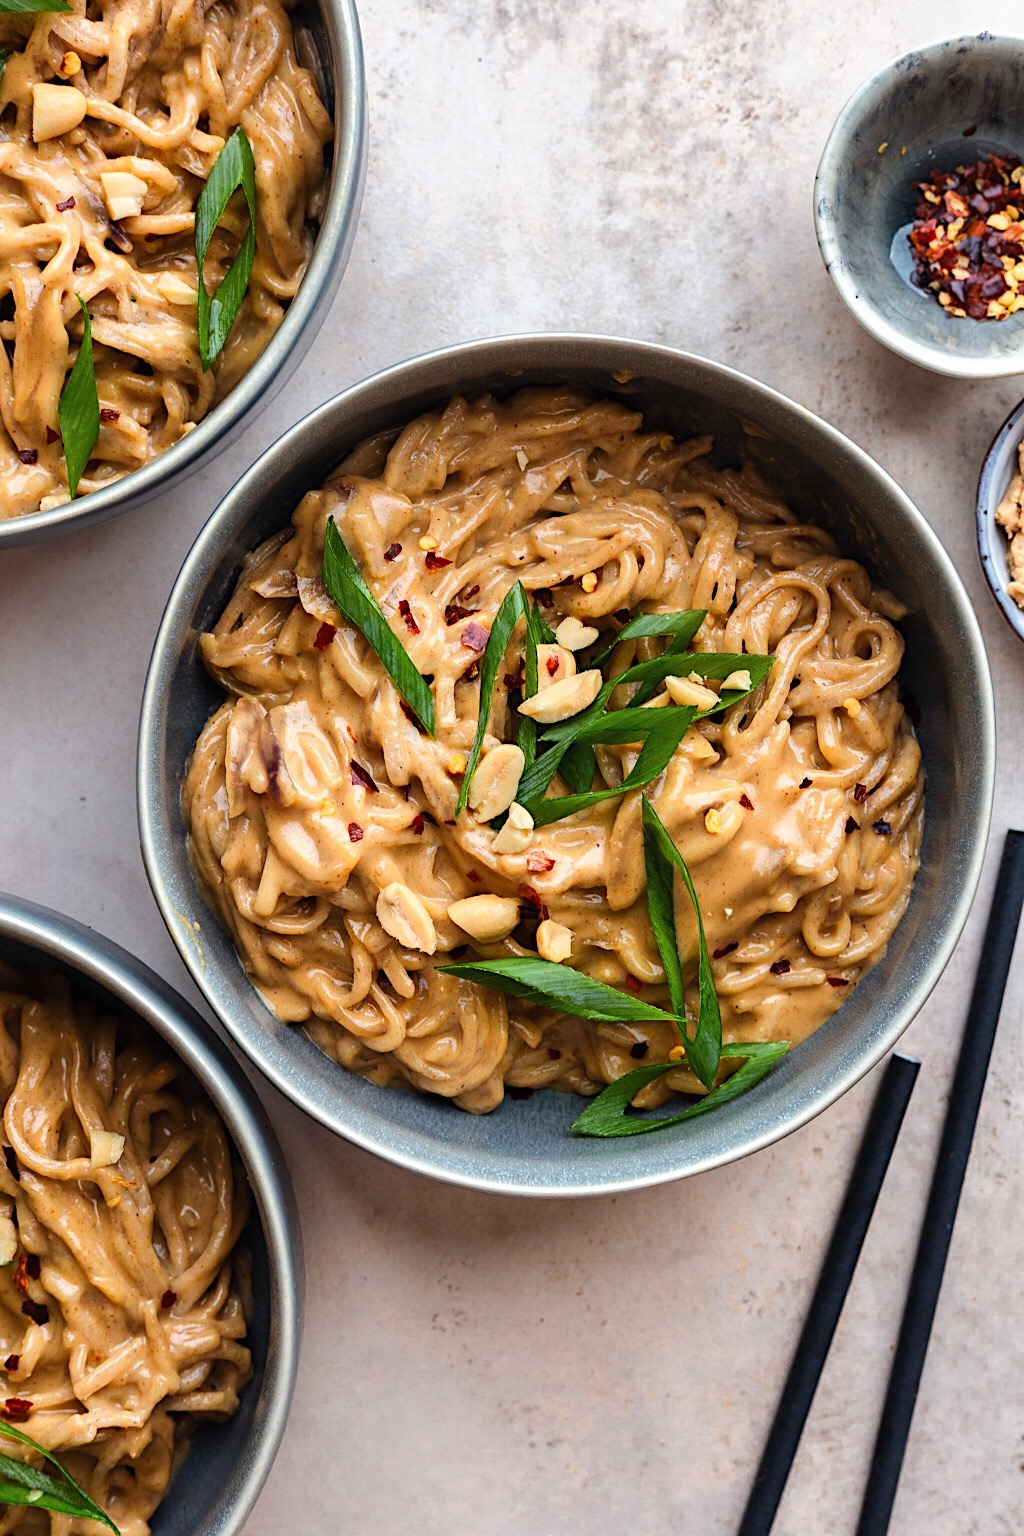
1,2,1022,1532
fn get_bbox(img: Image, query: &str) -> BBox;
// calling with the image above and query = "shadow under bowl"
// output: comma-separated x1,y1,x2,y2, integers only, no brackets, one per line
977,394,1024,641
138,333,995,1196
0,0,366,548
815,32,1024,378
0,894,302,1536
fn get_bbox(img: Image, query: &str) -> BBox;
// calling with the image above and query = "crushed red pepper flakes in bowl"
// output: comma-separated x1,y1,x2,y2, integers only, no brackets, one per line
907,152,1024,320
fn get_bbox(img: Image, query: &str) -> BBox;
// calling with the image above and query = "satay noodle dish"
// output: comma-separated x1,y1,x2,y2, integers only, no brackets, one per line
0,0,333,519
184,388,925,1135
0,965,251,1535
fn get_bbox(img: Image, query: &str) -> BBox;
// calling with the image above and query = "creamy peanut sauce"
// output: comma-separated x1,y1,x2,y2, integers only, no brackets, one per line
185,390,924,1114
0,0,332,518
0,966,250,1535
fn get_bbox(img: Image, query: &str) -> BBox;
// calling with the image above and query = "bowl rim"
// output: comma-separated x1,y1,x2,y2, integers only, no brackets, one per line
814,30,1024,380
0,0,367,547
138,330,996,1196
0,891,303,1533
976,393,1024,640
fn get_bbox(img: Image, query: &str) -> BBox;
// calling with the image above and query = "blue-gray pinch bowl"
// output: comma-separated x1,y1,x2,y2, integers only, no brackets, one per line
815,33,1024,379
0,894,302,1535
977,394,1024,641
137,333,995,1197
0,0,366,549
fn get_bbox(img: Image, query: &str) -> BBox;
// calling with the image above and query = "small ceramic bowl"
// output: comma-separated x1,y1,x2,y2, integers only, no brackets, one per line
0,894,302,1536
139,333,995,1197
815,33,1024,378
0,0,366,548
977,395,1024,640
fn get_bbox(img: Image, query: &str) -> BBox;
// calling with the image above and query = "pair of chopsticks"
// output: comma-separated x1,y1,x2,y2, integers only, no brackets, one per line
739,829,1024,1536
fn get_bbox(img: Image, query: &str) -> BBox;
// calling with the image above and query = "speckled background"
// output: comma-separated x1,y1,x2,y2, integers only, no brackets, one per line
2,3,1023,1533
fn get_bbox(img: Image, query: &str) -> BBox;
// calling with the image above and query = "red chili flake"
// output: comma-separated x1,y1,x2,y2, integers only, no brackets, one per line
350,761,378,793
504,671,524,691
313,622,337,651
25,1255,39,1282
2,1399,32,1422
799,777,813,789
826,976,850,988
397,599,420,635
384,543,402,561
99,407,120,424
545,654,560,677
463,585,480,600
56,195,76,212
347,822,364,842
873,819,892,836
508,1086,533,1100
518,883,541,906
629,1041,649,1059
45,426,59,445
548,1048,562,1060
461,622,488,653
739,793,754,811
466,870,481,883
21,1300,49,1326
713,942,739,960
624,975,644,994
13,1256,28,1294
445,604,472,625
769,959,792,976
16,449,37,466
3,1357,18,1372
160,1289,177,1309
424,551,452,571
535,588,554,609
853,783,868,804
2,1148,19,1184
411,814,425,835
526,851,555,873
845,817,859,834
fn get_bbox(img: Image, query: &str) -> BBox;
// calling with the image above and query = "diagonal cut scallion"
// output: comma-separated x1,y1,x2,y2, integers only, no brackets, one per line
58,296,100,499
0,1420,118,1531
569,1042,791,1137
195,127,256,370
436,955,681,1025
322,518,435,735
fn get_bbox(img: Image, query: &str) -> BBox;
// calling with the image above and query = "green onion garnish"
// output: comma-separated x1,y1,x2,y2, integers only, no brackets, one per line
440,794,789,1137
322,518,436,735
195,126,256,370
456,581,552,817
0,1419,118,1531
58,296,99,499
0,0,71,12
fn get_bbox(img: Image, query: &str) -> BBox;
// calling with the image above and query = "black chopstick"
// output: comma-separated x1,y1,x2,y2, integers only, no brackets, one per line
856,828,1024,1536
737,1051,920,1536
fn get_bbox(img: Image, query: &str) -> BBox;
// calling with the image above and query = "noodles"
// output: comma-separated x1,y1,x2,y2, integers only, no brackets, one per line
184,388,925,1115
0,0,333,519
0,965,250,1535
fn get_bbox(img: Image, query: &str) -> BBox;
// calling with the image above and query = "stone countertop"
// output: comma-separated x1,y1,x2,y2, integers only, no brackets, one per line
2,3,1022,1532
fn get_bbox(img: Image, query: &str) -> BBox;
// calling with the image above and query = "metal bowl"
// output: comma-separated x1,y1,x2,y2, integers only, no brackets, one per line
0,893,302,1535
815,33,1024,379
138,333,995,1197
977,394,1024,641
0,0,366,548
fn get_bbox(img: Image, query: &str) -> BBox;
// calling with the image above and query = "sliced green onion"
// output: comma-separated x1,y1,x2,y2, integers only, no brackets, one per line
436,955,680,1025
570,1042,790,1137
322,518,435,735
0,1420,118,1531
195,126,256,370
58,296,99,498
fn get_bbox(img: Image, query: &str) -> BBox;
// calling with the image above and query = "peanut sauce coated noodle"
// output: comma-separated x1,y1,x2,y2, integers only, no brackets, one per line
0,0,332,518
0,966,250,1535
185,389,924,1115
